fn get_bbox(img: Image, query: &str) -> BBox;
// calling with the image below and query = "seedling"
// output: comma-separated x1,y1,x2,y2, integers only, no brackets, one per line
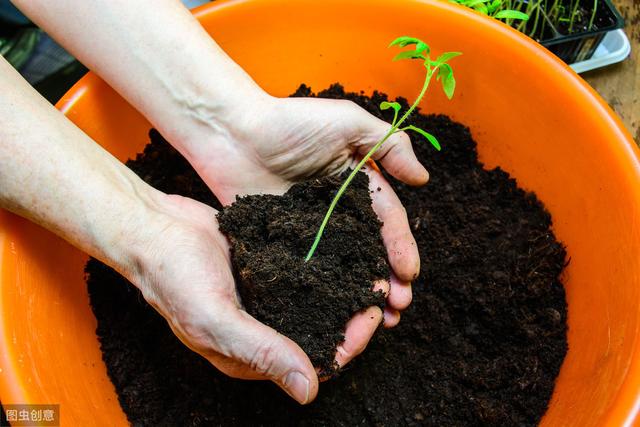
305,37,461,261
508,0,599,39
450,0,530,21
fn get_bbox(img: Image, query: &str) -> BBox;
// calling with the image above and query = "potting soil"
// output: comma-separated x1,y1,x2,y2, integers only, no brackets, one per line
85,84,568,426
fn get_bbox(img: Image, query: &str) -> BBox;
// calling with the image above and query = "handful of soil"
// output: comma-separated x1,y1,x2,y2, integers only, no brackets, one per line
217,172,389,374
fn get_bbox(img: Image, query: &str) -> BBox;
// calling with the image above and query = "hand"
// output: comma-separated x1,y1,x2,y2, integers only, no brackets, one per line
10,0,424,374
131,193,319,404
179,94,426,368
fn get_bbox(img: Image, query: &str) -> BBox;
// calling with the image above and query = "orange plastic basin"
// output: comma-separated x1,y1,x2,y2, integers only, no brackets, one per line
1,0,639,425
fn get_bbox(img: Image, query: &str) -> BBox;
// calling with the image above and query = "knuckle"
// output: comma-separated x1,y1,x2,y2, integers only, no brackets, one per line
248,341,281,376
175,311,215,353
337,99,360,112
397,131,412,145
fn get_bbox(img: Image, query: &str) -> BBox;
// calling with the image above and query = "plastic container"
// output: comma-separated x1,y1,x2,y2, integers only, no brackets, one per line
538,0,625,64
570,28,631,73
1,0,639,425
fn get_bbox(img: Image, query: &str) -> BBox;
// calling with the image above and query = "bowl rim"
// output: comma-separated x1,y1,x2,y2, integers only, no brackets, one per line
2,0,638,425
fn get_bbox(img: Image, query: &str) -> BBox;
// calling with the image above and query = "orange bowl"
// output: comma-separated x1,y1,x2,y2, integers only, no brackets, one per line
2,0,639,425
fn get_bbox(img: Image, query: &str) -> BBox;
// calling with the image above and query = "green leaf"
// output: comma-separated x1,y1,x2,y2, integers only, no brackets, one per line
389,36,423,48
442,72,456,100
465,0,491,7
415,41,430,55
393,50,426,61
405,125,442,151
380,101,402,126
437,62,452,80
487,0,502,13
494,10,530,20
435,51,462,65
380,101,401,113
474,3,489,14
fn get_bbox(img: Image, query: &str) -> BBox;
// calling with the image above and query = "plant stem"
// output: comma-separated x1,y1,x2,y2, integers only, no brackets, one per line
304,68,436,261
588,0,598,29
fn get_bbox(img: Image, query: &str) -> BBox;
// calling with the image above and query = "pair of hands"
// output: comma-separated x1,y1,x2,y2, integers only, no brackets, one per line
135,95,427,404
1,0,426,408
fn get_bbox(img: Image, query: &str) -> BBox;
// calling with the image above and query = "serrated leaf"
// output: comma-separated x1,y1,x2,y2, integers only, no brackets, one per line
494,10,530,20
405,125,441,151
389,36,422,48
380,101,402,113
435,51,462,65
393,50,426,61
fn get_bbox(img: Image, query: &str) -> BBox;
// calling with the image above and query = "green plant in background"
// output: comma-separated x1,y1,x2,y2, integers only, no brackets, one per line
537,0,599,33
450,0,530,21
510,0,599,38
0,28,40,70
305,36,460,261
452,0,599,41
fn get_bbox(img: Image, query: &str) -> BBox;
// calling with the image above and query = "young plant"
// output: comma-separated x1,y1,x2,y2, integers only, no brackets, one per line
511,0,600,39
305,37,461,261
450,0,530,21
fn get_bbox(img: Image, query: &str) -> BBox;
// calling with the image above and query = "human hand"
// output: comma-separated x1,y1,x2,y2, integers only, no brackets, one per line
177,94,426,368
131,193,320,404
10,0,424,371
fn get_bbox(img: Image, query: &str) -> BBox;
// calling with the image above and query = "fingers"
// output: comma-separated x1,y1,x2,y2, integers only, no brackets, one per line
230,308,320,404
335,306,384,368
333,280,388,369
387,272,412,311
364,168,420,282
349,103,429,186
383,307,401,328
181,302,319,405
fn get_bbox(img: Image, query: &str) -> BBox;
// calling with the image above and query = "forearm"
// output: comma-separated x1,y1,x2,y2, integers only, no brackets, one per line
11,0,268,158
0,56,161,281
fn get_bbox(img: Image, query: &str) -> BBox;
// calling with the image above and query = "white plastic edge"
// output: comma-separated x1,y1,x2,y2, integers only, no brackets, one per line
571,29,632,73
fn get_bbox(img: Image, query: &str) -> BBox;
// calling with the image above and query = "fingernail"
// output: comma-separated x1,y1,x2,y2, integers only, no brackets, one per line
284,371,310,404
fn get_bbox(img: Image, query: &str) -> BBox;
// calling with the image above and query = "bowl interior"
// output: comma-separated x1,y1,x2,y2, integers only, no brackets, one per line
2,0,639,425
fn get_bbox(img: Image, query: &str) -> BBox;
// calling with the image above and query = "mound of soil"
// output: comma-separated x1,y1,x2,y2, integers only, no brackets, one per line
217,173,388,374
85,84,568,426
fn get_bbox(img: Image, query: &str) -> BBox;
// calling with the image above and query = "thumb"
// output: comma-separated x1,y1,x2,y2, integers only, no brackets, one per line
212,307,319,404
351,105,429,186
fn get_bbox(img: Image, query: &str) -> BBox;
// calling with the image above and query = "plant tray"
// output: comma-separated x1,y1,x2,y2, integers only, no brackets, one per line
539,0,625,64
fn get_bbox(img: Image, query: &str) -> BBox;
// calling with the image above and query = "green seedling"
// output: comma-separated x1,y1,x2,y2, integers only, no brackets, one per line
305,37,460,261
450,0,530,21
512,0,599,39
454,0,599,41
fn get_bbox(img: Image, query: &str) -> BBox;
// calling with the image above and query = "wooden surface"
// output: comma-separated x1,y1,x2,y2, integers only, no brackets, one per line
582,0,639,144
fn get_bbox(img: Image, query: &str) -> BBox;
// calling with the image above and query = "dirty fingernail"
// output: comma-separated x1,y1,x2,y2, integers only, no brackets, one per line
284,371,310,404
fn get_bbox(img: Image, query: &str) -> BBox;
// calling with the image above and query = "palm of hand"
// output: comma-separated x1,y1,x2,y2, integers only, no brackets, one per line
161,96,426,402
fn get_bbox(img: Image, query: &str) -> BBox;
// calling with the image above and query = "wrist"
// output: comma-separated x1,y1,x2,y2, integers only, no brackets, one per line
153,72,275,161
85,176,165,286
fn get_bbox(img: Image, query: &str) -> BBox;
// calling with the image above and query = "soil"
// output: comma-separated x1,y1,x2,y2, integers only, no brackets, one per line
85,84,568,426
216,173,388,374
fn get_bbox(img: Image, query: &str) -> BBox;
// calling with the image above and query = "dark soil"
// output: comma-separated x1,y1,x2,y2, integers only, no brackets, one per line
85,84,568,426
216,173,388,374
